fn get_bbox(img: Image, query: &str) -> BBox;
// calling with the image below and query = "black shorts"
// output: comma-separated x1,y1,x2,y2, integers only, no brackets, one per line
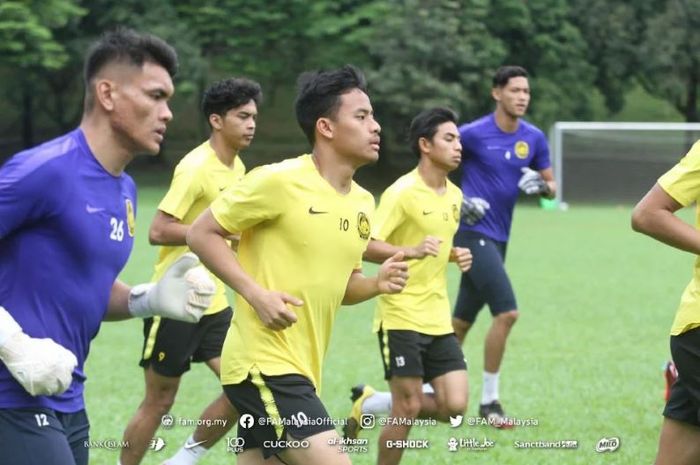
0,407,89,465
452,230,517,323
378,328,467,381
140,307,232,377
664,327,700,426
223,370,335,459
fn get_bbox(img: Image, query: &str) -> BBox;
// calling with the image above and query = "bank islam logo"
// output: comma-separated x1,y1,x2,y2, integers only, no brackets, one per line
149,437,166,452
449,415,463,428
595,437,620,453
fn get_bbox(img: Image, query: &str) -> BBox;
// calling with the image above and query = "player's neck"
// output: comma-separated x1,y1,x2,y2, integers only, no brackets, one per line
494,108,520,133
209,135,239,168
310,149,354,194
417,160,447,193
79,117,133,176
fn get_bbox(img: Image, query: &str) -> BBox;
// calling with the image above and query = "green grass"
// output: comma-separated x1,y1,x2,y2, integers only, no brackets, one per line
85,187,693,465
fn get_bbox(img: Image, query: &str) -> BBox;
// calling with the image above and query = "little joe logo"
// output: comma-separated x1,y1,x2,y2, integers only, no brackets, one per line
595,437,620,453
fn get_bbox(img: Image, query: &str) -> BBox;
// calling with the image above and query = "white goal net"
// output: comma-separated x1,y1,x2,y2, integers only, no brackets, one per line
549,122,700,205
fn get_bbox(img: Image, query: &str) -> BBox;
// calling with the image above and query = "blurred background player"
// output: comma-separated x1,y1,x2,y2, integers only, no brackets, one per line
187,65,408,465
632,141,700,465
345,108,471,465
120,78,262,465
452,65,556,424
0,29,215,465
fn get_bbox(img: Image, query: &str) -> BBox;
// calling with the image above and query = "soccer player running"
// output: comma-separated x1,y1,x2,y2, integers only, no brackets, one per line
119,78,262,465
346,108,471,465
0,29,215,465
187,65,409,465
453,65,556,425
632,143,700,465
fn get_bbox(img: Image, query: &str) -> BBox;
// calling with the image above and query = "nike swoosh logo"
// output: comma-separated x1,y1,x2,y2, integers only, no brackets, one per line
308,207,328,215
86,205,105,214
184,440,207,449
219,187,226,192
422,210,433,215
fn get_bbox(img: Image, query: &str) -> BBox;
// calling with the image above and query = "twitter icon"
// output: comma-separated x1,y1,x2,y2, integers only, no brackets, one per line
449,415,463,427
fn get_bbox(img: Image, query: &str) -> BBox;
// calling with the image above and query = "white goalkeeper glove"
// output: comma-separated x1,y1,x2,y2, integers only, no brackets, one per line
128,253,216,323
518,167,550,195
0,306,77,396
461,196,490,225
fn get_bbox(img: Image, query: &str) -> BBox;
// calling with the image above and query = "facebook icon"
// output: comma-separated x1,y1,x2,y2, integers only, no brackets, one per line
239,414,255,429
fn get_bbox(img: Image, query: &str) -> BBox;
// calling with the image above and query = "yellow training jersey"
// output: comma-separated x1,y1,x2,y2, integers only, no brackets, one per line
211,154,374,390
371,168,462,335
152,140,246,315
659,141,700,336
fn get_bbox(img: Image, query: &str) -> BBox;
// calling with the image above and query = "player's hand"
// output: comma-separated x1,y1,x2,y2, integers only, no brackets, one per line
450,247,473,272
128,253,216,323
0,306,77,396
377,252,409,294
249,290,302,331
409,236,442,259
461,197,490,225
517,167,550,195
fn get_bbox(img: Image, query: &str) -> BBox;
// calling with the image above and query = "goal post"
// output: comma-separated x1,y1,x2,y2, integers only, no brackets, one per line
548,122,700,207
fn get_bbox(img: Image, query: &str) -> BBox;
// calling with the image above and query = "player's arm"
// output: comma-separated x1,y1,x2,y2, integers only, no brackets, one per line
342,252,408,305
149,210,189,245
364,236,441,263
539,167,556,198
103,256,216,323
187,209,301,330
632,183,700,254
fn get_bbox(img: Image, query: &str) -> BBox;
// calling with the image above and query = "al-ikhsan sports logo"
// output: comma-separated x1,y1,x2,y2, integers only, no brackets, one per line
125,198,135,237
357,212,370,240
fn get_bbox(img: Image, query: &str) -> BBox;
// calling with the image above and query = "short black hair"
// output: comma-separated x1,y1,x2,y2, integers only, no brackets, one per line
294,65,368,144
408,107,458,158
492,65,528,88
202,78,262,125
83,28,178,109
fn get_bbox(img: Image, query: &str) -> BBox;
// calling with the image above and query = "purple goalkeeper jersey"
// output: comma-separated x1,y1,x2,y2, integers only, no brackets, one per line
457,113,551,242
0,128,136,412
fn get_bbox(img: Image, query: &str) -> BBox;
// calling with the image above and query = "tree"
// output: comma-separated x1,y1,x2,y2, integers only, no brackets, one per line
639,0,700,122
363,0,505,166
0,0,86,147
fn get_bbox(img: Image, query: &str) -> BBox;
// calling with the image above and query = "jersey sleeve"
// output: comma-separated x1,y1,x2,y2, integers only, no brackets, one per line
210,166,284,234
658,142,700,206
371,186,405,241
530,129,552,171
0,156,63,239
157,163,202,220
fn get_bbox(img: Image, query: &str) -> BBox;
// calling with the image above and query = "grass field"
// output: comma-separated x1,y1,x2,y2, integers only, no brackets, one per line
84,185,694,465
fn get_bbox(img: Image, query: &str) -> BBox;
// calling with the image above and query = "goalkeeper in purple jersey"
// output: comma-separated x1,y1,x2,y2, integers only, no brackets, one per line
0,29,215,465
452,66,557,425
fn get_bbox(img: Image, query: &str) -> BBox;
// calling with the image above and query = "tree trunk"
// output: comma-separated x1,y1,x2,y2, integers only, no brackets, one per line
22,80,34,149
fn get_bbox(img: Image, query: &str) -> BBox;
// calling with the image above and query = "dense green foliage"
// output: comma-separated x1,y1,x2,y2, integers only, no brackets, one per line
1,0,697,162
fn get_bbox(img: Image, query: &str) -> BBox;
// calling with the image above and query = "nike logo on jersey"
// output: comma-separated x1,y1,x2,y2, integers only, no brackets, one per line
184,440,207,449
422,210,433,215
308,207,328,214
85,204,104,214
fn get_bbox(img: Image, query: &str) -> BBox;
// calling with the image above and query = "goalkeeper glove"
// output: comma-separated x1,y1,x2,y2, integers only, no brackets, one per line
128,253,216,323
461,197,490,225
0,306,77,396
517,167,550,195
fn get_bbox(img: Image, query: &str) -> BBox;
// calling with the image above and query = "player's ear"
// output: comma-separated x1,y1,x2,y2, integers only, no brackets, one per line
209,113,222,131
316,117,333,140
94,79,116,112
418,136,431,155
491,87,501,103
